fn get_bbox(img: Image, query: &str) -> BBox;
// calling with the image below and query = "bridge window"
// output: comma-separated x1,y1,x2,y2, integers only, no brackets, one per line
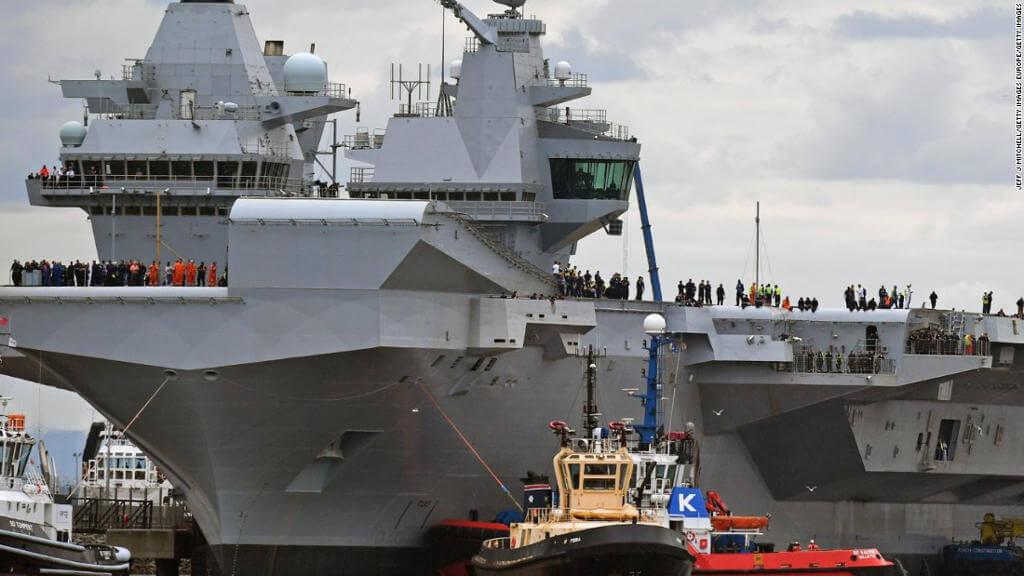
240,161,258,188
172,161,192,179
194,161,214,181
935,419,961,461
549,159,634,200
217,161,238,187
150,160,170,180
82,161,103,178
104,160,125,178
567,463,581,491
582,463,618,490
127,161,148,179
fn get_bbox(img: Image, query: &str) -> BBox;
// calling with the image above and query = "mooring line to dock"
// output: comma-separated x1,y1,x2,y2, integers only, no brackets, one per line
122,376,171,435
417,379,523,513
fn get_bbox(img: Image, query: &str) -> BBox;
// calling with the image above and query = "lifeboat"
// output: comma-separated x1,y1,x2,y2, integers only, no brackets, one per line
710,515,770,532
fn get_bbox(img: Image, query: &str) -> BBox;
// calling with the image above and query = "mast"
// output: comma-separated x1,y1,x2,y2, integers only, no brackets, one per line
755,201,760,291
583,347,599,437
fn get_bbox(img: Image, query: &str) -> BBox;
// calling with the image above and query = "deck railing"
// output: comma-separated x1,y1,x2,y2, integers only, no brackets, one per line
72,498,188,533
34,175,310,196
905,339,991,357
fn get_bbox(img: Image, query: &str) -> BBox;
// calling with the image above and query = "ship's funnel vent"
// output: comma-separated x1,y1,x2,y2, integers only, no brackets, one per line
264,40,284,57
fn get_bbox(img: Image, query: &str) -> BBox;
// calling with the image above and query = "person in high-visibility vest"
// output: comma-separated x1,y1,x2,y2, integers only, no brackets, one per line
964,333,974,356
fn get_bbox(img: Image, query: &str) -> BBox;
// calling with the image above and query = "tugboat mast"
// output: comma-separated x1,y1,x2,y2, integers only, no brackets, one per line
583,347,600,438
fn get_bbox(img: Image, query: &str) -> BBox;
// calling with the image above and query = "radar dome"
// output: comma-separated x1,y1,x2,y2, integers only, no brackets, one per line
449,59,462,80
283,52,326,93
59,121,87,148
643,313,667,334
554,61,572,81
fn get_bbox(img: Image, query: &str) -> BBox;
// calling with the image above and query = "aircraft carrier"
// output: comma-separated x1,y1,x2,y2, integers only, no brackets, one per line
3,1,1024,574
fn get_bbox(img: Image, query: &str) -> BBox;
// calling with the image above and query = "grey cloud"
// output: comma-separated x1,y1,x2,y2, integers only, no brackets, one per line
548,27,645,83
835,7,1005,40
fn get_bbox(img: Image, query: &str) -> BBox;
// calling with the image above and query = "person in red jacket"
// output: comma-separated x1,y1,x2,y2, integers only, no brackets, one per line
208,262,217,287
148,261,160,286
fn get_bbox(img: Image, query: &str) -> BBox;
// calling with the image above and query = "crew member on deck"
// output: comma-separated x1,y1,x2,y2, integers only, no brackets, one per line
172,259,185,286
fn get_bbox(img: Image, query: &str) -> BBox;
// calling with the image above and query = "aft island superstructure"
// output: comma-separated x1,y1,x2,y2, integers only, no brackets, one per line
2,1,1024,575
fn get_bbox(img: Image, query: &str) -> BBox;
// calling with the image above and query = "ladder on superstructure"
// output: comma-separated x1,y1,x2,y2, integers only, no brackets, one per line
946,310,966,337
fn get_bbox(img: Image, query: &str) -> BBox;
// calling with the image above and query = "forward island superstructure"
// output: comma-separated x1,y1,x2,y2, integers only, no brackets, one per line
27,0,356,266
2,1,1024,575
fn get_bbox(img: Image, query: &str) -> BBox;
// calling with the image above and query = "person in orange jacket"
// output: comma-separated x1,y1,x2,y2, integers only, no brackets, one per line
186,259,197,286
208,262,217,287
782,296,791,311
172,259,185,286
148,261,160,286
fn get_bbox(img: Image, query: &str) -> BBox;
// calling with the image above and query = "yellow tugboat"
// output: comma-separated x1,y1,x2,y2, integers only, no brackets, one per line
471,349,694,576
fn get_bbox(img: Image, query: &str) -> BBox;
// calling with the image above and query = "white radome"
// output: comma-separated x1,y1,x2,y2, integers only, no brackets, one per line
643,313,667,334
554,60,572,81
283,52,327,93
59,121,87,147
450,59,462,80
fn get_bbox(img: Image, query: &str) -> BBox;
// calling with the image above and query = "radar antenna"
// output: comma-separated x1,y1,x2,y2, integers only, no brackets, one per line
390,63,432,117
492,0,525,18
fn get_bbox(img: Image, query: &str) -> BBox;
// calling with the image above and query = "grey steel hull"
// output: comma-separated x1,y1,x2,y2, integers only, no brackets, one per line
2,291,1024,575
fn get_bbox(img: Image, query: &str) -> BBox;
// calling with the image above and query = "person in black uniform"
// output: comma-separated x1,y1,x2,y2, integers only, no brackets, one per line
9,260,22,286
716,283,725,306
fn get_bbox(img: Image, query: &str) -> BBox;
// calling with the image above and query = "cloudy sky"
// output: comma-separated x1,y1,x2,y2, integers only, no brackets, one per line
0,1,1020,437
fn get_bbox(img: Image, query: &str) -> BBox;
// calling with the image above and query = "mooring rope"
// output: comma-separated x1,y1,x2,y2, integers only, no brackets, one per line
417,379,523,513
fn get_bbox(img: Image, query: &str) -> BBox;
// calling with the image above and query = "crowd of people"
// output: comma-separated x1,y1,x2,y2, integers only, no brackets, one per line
27,163,91,185
675,279,724,306
906,326,991,356
841,284,916,311
552,262,643,300
9,259,226,287
793,345,893,374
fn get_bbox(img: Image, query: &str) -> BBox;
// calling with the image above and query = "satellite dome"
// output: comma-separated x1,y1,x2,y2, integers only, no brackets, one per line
59,121,87,148
553,60,572,81
449,59,462,80
283,52,327,93
643,313,667,334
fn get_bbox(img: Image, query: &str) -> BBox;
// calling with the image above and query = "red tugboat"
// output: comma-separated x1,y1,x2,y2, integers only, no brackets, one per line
632,315,897,576
666,489,893,575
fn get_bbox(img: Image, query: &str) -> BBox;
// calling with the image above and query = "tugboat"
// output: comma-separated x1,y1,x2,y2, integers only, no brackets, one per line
470,348,694,576
625,315,896,576
0,398,131,574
